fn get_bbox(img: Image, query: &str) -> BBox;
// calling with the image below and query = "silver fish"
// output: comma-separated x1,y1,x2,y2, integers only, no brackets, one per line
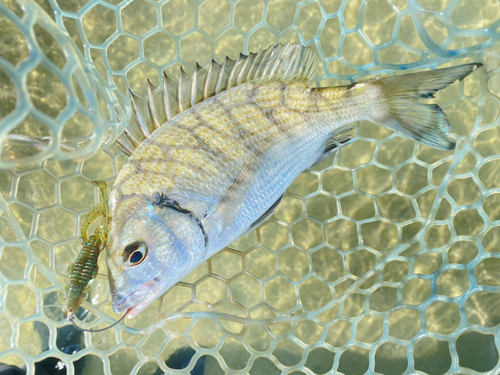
106,43,480,318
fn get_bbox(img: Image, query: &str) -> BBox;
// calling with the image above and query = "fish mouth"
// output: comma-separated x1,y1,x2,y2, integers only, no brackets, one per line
113,278,160,318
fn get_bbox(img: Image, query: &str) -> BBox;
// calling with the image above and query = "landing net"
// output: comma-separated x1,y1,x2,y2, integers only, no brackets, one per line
0,0,499,374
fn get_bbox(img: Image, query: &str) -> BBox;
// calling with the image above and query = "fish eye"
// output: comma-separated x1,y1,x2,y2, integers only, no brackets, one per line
121,238,148,266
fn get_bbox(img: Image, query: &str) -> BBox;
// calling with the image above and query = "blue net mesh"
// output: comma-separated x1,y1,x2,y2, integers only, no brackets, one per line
0,0,500,374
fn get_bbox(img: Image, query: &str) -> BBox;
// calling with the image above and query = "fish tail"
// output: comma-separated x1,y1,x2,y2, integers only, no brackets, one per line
369,63,482,150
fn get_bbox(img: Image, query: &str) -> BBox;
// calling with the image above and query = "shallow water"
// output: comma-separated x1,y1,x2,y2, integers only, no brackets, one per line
1,0,500,374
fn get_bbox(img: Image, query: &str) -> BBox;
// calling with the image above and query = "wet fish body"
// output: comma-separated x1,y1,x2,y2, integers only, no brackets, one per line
113,82,366,248
106,44,480,317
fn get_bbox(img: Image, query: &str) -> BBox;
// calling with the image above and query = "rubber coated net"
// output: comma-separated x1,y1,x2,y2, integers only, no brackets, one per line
0,0,500,374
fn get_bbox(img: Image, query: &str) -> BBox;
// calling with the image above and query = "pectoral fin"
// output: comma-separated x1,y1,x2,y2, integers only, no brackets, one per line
205,149,266,232
246,194,284,234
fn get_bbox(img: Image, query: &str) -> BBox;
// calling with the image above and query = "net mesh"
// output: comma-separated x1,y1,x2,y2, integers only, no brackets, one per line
1,0,500,374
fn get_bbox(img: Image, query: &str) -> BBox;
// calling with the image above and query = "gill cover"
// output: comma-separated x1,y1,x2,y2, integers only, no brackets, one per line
106,195,206,316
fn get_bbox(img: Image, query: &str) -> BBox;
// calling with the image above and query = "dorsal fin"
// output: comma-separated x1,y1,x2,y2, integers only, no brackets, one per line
116,43,319,156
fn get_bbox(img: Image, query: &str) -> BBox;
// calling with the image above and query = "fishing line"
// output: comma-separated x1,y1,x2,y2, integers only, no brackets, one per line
69,309,130,333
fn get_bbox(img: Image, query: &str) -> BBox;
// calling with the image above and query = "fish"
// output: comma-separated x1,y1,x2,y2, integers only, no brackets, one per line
106,43,481,318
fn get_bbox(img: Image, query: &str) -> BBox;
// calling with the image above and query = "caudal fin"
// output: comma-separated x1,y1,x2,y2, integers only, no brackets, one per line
371,63,482,150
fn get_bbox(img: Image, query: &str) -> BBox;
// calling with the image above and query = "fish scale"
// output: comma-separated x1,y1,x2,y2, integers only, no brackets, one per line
113,83,358,205
106,44,480,317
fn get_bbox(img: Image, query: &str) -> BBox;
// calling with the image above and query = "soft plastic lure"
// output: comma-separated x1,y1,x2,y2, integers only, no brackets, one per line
60,180,108,319
60,181,128,332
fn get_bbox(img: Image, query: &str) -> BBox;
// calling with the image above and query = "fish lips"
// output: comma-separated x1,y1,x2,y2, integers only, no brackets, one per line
112,278,160,318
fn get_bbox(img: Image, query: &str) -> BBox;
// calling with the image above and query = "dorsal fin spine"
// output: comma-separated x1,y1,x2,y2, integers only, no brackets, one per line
193,63,205,106
177,66,183,113
223,56,234,92
123,127,141,148
257,46,275,80
162,72,170,120
203,60,216,100
211,60,221,98
277,45,292,78
248,48,263,81
191,64,199,107
162,72,176,120
115,108,134,156
146,80,158,128
237,52,254,85
146,79,161,129
216,56,232,94
116,139,133,156
227,54,240,89
267,45,282,78
120,44,319,156
235,53,246,85
245,50,260,82
215,57,225,94
178,67,190,113
128,89,150,138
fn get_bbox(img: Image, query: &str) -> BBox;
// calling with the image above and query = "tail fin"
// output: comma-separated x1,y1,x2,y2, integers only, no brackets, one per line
370,63,482,150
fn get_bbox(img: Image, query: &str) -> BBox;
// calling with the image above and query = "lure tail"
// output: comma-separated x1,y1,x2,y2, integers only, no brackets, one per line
369,63,482,150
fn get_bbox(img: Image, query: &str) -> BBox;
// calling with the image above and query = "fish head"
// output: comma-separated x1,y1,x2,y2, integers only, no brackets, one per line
106,195,205,318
